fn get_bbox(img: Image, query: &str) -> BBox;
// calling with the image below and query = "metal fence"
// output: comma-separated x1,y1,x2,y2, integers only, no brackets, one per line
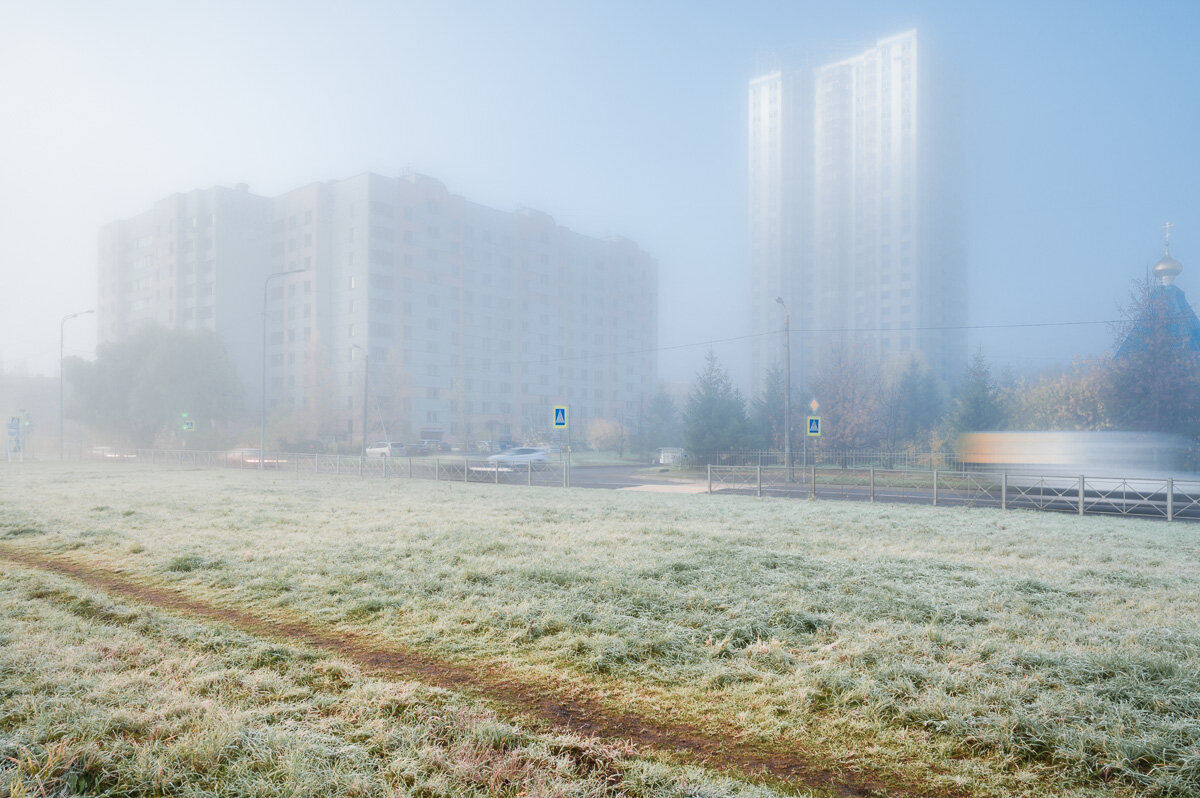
707,449,961,470
706,465,1200,522
86,448,571,487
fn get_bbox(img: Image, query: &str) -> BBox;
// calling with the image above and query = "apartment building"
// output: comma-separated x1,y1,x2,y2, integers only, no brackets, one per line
749,30,965,392
97,184,272,398
99,173,657,447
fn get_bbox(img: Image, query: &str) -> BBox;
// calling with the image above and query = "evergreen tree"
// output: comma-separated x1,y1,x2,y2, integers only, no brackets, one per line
683,351,750,458
751,364,788,450
951,351,1007,433
891,357,944,444
637,387,681,453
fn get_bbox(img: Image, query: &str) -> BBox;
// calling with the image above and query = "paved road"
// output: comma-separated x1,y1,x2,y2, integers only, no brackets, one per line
567,465,697,490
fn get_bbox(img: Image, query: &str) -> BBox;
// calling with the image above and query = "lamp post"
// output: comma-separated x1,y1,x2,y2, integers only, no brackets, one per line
261,270,304,470
60,309,94,460
351,344,368,457
775,297,791,474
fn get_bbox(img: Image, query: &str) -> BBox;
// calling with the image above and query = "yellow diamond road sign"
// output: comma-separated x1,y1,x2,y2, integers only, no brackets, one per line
809,398,819,413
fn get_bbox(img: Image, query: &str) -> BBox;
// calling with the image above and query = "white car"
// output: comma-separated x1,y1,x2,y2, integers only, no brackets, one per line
486,447,550,465
366,441,405,457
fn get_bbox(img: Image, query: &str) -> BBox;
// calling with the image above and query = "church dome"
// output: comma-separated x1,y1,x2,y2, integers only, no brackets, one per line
1154,251,1183,285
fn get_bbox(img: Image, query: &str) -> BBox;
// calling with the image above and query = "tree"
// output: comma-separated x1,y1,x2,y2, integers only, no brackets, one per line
683,351,750,458
810,342,886,449
587,418,628,455
751,364,788,450
881,356,944,447
65,327,243,447
951,351,1007,433
1005,358,1109,431
1105,277,1200,437
636,387,681,454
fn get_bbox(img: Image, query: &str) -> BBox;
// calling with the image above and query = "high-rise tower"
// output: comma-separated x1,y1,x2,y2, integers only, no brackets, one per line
749,30,964,395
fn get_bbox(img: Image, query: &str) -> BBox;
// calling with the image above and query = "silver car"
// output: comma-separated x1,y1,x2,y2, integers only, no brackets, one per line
366,441,405,457
486,447,550,465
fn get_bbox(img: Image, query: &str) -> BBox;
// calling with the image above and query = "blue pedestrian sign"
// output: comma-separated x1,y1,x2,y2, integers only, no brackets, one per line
553,406,568,428
807,416,821,437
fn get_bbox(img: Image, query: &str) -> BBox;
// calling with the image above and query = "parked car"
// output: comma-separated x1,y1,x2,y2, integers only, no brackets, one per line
487,447,551,465
406,442,431,456
366,441,405,457
421,439,451,453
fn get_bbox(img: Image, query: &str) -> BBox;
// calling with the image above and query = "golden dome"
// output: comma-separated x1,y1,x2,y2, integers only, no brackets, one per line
1155,251,1183,285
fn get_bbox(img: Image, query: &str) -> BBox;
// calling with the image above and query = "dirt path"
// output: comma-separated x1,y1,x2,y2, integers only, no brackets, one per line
1,546,967,798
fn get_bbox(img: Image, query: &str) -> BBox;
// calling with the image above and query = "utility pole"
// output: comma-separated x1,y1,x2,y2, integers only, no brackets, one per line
60,309,94,460
261,269,304,470
775,297,791,474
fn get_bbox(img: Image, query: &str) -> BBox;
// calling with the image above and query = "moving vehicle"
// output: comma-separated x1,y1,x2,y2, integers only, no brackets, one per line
486,447,551,465
222,448,287,467
366,441,405,457
957,431,1194,476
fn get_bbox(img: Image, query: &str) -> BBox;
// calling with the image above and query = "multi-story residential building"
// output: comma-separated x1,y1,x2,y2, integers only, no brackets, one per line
98,184,273,398
99,173,657,448
748,30,964,394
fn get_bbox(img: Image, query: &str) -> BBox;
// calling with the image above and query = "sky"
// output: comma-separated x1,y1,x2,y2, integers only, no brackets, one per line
1,0,1197,390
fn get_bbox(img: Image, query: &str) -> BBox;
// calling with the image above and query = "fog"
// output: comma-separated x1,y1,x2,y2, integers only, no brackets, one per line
1,0,1197,392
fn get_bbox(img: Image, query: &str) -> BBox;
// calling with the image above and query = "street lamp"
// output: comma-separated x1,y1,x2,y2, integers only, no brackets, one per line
351,344,368,457
60,309,94,460
261,269,305,470
775,297,791,474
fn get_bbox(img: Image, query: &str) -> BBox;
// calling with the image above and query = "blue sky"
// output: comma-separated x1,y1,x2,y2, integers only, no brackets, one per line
1,0,1196,388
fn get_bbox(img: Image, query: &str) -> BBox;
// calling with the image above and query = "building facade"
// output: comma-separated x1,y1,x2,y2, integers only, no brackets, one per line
100,173,658,448
749,30,964,394
98,184,273,399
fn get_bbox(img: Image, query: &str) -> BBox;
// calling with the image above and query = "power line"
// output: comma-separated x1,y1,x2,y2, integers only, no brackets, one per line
517,314,1158,369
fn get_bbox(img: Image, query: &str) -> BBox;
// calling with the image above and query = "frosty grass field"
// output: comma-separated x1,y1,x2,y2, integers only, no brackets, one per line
1,463,1198,797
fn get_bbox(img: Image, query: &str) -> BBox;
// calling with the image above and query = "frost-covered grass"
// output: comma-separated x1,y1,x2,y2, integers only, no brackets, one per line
0,565,784,798
3,463,1200,796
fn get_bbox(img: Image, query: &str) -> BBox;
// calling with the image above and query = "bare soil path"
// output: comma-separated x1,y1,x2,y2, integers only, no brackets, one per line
1,546,969,798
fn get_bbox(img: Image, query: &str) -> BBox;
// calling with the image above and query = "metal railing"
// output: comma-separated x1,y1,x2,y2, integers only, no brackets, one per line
706,449,960,470
706,465,1200,522
84,448,570,488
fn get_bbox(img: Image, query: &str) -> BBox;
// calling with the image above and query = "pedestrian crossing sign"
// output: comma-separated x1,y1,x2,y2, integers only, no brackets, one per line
553,406,568,428
807,416,821,436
